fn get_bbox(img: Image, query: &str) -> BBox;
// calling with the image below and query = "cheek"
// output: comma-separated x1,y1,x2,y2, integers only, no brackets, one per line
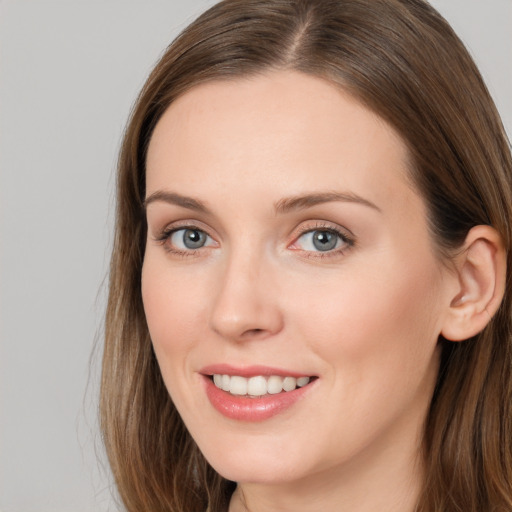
288,254,443,378
141,256,213,419
141,256,207,361
282,256,443,455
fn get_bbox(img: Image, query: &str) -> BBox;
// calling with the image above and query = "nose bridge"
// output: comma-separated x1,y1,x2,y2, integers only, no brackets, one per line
209,240,283,341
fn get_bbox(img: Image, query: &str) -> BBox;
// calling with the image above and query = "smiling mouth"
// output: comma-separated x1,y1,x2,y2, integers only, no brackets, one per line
210,374,314,397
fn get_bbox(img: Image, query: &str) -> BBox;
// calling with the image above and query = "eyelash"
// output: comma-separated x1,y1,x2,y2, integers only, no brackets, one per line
154,224,214,257
291,222,355,259
153,222,355,259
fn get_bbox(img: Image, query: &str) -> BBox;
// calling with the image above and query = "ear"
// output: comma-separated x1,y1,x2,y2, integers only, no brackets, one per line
441,225,507,342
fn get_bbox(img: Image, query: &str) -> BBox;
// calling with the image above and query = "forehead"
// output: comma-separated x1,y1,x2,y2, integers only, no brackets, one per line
146,70,417,216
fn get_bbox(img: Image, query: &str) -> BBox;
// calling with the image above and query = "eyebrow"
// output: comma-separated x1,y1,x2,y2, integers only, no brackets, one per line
274,191,382,214
143,190,211,213
143,190,381,215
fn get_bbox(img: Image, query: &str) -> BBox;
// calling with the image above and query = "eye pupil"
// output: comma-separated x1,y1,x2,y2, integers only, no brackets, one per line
313,230,337,251
183,229,206,249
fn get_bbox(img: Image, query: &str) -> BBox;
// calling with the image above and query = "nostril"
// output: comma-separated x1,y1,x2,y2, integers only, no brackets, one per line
243,328,265,337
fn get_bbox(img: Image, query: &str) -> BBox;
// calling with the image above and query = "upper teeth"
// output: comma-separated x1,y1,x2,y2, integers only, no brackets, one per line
212,374,310,396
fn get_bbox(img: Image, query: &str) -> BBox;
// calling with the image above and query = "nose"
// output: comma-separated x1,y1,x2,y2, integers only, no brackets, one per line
209,249,284,342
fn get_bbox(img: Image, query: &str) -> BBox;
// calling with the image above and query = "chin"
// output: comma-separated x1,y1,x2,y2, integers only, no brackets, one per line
211,458,305,485
198,435,310,484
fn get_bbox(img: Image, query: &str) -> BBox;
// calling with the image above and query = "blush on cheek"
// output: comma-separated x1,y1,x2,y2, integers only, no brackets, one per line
297,262,441,366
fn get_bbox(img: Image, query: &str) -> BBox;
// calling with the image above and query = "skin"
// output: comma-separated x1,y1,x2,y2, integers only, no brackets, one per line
142,71,458,512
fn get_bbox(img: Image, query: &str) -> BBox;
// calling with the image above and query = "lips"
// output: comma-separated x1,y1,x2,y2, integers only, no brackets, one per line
200,364,316,422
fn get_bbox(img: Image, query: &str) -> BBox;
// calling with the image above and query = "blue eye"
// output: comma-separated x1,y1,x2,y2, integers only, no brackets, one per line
169,228,213,250
294,229,348,252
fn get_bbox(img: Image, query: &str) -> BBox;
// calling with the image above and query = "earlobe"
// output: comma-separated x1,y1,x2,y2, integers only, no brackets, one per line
441,225,506,342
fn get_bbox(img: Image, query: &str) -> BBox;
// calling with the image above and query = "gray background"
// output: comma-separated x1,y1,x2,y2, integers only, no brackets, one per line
0,1,510,511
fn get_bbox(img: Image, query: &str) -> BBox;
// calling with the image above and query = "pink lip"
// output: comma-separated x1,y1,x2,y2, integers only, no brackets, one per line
200,368,316,422
200,363,311,379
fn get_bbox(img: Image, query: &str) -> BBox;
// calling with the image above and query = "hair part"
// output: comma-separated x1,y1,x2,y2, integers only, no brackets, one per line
101,1,512,510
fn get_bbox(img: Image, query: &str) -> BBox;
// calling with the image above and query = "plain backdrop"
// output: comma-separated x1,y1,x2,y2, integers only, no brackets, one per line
0,1,510,511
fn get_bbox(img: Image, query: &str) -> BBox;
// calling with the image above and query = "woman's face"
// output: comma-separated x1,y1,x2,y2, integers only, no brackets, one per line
142,71,452,486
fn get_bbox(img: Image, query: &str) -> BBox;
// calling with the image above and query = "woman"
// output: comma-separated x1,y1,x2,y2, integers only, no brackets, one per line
100,0,512,511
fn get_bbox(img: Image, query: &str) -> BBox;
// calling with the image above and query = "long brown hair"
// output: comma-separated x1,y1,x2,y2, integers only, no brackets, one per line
100,1,512,510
